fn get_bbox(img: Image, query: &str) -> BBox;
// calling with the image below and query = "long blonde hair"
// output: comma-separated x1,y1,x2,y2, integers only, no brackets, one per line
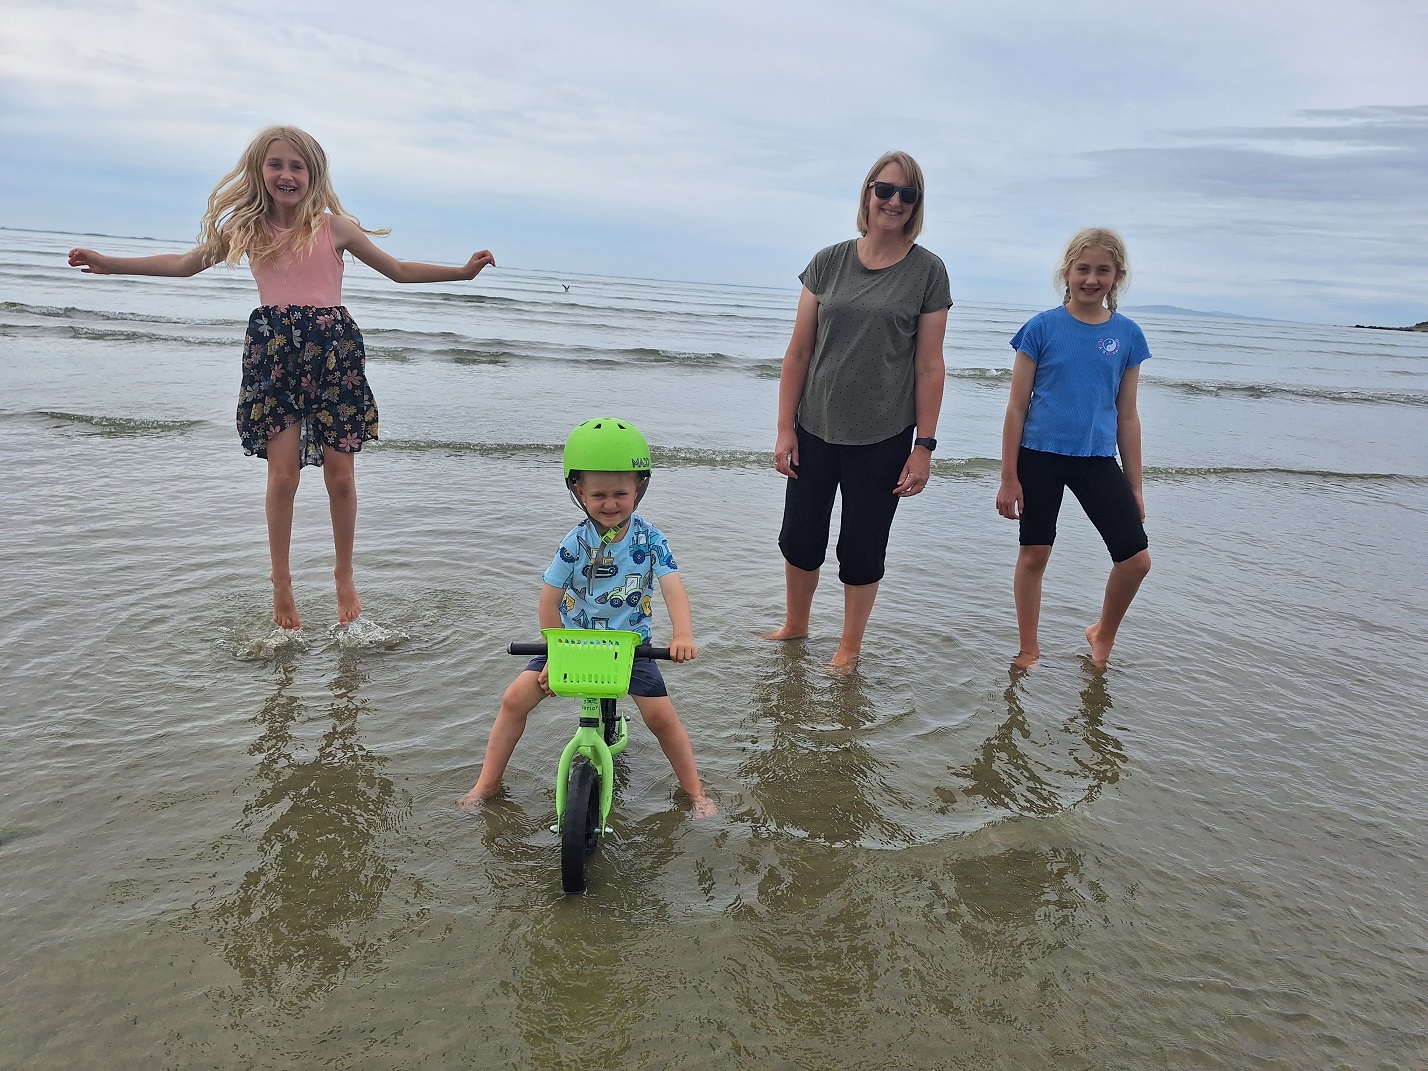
197,125,388,266
1056,227,1130,313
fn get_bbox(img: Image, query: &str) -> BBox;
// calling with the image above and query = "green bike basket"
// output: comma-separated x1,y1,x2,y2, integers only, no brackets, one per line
542,628,641,698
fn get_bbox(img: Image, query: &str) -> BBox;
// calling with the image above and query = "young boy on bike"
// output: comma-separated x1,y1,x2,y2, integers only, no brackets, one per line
458,418,714,816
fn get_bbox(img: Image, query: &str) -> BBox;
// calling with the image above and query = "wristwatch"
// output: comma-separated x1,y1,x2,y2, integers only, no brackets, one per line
914,436,937,452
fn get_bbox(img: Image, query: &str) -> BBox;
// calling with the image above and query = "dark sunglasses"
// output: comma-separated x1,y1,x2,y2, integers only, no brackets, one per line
868,180,920,204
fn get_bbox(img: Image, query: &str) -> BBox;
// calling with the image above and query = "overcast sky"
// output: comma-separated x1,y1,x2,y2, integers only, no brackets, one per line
4,0,1426,324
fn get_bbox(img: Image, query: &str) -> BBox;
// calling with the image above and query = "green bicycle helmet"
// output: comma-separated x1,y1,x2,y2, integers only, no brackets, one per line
562,417,652,481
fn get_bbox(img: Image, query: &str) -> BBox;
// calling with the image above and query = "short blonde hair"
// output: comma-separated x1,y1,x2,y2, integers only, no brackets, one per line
1056,227,1130,312
855,151,926,242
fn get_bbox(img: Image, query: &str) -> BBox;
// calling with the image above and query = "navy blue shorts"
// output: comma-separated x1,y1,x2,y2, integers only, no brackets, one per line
524,655,668,697
1016,447,1148,563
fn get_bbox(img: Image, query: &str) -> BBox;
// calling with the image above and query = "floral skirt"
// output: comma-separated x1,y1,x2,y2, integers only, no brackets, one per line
237,305,379,468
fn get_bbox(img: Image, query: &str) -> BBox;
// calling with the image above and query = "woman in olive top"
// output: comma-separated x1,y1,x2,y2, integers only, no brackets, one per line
769,150,951,672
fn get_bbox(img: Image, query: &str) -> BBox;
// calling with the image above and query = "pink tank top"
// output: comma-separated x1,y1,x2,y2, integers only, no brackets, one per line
249,214,345,308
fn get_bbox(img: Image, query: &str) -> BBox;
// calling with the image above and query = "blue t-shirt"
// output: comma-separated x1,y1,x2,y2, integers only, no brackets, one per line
1010,307,1150,457
542,515,678,642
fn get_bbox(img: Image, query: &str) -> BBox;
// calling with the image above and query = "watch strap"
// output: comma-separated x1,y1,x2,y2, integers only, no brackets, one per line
914,436,937,452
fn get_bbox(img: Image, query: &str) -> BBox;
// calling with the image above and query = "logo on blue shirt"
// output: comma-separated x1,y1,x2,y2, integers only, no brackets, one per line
1098,337,1121,356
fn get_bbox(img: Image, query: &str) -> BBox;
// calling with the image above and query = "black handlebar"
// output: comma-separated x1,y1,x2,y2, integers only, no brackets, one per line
507,642,672,660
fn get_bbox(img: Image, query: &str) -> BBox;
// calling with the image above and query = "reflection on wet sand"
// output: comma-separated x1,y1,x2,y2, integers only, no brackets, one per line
503,894,659,1064
942,845,1104,966
466,803,685,1063
954,665,1126,817
738,645,917,847
339,652,1129,1067
198,654,418,1018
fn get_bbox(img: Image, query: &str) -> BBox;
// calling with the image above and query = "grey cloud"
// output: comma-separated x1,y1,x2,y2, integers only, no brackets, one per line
1088,106,1428,207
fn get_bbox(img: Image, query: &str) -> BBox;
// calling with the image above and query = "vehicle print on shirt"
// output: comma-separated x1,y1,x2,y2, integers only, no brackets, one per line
556,520,661,631
627,528,677,570
594,573,645,609
562,530,618,596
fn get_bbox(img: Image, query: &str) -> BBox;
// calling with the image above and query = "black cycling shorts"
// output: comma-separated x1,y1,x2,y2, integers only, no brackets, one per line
1016,447,1148,563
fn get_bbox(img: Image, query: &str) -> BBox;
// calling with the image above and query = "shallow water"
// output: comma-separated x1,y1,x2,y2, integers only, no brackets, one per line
2,226,1426,1069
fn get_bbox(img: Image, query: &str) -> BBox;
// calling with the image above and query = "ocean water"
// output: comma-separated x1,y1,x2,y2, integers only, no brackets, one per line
1,225,1425,1069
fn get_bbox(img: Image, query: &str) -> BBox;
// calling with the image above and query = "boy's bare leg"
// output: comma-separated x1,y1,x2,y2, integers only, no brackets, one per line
1086,549,1152,666
323,449,362,624
830,581,879,672
1013,544,1053,667
458,671,547,807
767,561,818,640
264,424,303,630
631,694,715,817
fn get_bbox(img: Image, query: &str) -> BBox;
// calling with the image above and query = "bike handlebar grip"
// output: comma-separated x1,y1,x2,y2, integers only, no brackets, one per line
505,641,672,660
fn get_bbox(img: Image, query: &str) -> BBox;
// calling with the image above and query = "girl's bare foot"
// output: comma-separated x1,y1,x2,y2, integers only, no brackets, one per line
690,795,718,818
272,575,301,630
1012,648,1040,669
336,570,362,625
1085,624,1112,666
828,645,860,674
764,624,809,641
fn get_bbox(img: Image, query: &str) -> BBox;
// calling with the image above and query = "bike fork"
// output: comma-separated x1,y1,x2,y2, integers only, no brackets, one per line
555,698,615,827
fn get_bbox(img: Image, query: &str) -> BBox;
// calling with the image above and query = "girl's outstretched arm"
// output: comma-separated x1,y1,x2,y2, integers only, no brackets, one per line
774,286,819,478
1115,365,1145,520
656,573,697,663
996,351,1037,520
68,245,213,277
330,216,494,283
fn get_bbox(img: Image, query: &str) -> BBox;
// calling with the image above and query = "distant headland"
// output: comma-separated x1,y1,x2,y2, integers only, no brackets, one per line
1354,320,1428,332
1126,305,1284,322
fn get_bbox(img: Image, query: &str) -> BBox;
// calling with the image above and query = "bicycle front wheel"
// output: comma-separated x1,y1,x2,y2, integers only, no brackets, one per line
561,760,602,893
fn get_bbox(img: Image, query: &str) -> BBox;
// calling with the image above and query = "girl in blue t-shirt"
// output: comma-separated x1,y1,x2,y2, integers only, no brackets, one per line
996,228,1153,668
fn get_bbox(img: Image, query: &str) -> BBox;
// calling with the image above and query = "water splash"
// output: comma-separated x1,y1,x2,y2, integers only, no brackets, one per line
329,616,409,651
232,627,310,662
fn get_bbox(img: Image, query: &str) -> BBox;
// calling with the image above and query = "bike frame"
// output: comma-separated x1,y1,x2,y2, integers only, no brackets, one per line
554,696,629,830
508,630,668,840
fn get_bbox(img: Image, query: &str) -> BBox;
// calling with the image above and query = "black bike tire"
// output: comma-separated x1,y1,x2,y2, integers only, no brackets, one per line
560,761,602,893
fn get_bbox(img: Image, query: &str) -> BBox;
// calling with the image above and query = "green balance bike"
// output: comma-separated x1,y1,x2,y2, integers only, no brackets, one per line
508,627,671,894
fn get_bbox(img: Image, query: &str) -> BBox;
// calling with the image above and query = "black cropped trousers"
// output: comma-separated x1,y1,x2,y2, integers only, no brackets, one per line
778,423,914,586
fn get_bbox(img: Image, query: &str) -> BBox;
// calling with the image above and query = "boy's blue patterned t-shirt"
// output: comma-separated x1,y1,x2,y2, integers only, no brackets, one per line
542,515,678,642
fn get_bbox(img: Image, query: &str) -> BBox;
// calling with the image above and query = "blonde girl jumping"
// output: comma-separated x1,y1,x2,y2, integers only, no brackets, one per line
69,125,495,630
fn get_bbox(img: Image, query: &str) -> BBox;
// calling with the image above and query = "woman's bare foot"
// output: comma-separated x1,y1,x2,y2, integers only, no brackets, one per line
690,795,718,818
456,783,498,810
272,575,301,630
1085,624,1113,667
764,624,809,641
336,570,362,625
1012,648,1040,669
828,645,860,674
